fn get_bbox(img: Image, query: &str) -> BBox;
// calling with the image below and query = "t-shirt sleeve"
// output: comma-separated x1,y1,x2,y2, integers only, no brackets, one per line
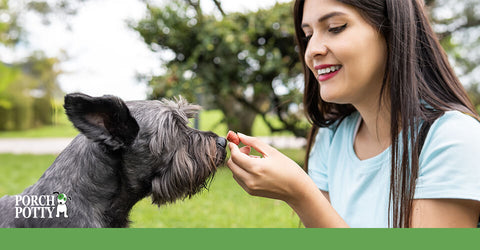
308,127,334,192
415,112,480,201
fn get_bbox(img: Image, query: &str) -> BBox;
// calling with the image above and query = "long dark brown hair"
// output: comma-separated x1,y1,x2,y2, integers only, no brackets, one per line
294,0,479,228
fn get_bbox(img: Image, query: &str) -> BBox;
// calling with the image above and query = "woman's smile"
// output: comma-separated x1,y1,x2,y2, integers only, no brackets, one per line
315,64,342,81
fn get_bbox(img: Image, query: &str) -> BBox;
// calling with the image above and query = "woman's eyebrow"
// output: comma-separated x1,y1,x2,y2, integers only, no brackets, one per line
301,11,347,28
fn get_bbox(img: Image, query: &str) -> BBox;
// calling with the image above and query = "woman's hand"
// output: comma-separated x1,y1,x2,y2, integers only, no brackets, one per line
226,133,311,205
227,133,348,227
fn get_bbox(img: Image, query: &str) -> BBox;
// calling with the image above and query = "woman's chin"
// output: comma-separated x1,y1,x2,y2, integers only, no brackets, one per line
320,92,347,104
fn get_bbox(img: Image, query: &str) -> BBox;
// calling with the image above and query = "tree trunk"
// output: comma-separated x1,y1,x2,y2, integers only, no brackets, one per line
217,96,257,135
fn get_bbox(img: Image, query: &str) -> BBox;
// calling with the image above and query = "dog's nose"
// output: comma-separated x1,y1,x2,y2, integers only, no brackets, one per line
216,137,227,148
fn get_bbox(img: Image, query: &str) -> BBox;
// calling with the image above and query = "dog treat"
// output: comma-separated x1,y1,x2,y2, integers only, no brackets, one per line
227,131,240,145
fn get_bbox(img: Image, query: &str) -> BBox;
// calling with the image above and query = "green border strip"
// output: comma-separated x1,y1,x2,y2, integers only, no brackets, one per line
1,228,479,249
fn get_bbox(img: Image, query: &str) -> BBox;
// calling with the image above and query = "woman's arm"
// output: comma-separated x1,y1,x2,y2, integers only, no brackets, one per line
411,199,480,228
227,133,348,228
286,178,348,227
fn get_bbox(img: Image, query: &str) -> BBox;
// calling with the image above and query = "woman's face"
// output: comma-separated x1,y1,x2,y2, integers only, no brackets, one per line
301,0,387,106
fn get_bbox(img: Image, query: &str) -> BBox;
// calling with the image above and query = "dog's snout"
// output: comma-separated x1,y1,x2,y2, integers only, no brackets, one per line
216,137,227,148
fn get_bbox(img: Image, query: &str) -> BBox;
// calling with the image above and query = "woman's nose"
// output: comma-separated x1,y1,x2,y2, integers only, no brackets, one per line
305,36,328,60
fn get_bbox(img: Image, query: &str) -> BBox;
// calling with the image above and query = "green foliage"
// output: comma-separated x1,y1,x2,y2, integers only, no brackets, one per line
0,0,21,45
1,0,81,46
439,2,480,112
0,63,19,114
428,0,480,90
11,97,34,130
33,97,53,126
0,63,19,93
0,53,63,131
134,1,308,136
0,99,77,137
0,1,80,131
466,83,480,114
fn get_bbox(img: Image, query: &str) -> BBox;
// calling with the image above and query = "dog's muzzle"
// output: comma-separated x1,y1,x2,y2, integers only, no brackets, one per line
216,137,227,149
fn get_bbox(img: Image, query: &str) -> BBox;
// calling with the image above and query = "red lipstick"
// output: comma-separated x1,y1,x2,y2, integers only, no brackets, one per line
314,64,342,82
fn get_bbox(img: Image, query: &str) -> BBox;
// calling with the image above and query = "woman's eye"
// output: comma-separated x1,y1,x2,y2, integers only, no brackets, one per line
328,23,347,33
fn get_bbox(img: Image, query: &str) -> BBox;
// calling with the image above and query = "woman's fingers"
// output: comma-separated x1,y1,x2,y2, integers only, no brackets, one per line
227,153,253,189
237,133,277,157
227,155,245,175
238,145,260,158
228,142,260,172
239,145,251,155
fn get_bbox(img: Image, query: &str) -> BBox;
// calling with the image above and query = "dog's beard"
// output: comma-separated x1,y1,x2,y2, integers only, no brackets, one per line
150,136,223,206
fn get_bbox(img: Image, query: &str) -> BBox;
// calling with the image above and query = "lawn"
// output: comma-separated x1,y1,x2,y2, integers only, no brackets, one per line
0,110,78,138
0,150,305,228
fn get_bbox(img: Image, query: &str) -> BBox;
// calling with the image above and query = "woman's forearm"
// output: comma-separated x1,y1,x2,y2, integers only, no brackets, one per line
286,178,349,228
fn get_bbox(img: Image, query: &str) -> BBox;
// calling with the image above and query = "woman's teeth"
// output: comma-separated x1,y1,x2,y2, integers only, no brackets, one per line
317,65,341,75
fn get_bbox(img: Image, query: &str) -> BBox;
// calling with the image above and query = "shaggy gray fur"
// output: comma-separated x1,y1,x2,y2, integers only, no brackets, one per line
0,93,226,228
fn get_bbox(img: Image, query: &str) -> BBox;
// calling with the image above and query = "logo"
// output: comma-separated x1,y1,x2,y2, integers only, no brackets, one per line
14,192,71,219
53,192,71,218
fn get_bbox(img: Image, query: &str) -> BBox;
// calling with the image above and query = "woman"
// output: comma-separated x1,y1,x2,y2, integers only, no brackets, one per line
227,0,480,228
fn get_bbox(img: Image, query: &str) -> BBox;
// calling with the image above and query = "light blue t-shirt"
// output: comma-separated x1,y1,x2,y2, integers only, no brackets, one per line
308,110,480,228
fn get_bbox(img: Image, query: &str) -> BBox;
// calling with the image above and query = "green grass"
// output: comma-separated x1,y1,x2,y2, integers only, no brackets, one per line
0,109,293,138
129,167,299,228
0,154,57,195
0,109,78,138
0,151,305,228
0,124,79,138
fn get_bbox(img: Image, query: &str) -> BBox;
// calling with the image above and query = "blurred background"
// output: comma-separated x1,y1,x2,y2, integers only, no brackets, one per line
0,0,479,227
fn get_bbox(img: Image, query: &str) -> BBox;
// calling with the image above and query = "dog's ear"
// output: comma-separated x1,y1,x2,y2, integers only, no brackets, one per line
64,93,139,150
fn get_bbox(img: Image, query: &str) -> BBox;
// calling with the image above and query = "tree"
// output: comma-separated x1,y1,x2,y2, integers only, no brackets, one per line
0,0,86,130
1,0,87,46
0,52,62,130
426,0,480,113
0,0,21,45
134,0,308,136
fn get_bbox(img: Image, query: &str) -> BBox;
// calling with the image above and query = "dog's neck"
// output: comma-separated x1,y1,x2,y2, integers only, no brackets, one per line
33,135,147,227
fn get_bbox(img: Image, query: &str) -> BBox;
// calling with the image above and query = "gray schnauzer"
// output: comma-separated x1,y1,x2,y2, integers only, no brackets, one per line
0,93,227,228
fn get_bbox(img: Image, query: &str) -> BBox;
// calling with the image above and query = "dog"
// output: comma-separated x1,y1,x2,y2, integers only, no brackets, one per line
0,93,227,228
53,192,71,218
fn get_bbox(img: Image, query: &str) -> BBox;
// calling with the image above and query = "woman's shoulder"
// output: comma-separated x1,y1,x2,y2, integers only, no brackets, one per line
423,110,480,152
416,110,480,200
430,110,480,136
